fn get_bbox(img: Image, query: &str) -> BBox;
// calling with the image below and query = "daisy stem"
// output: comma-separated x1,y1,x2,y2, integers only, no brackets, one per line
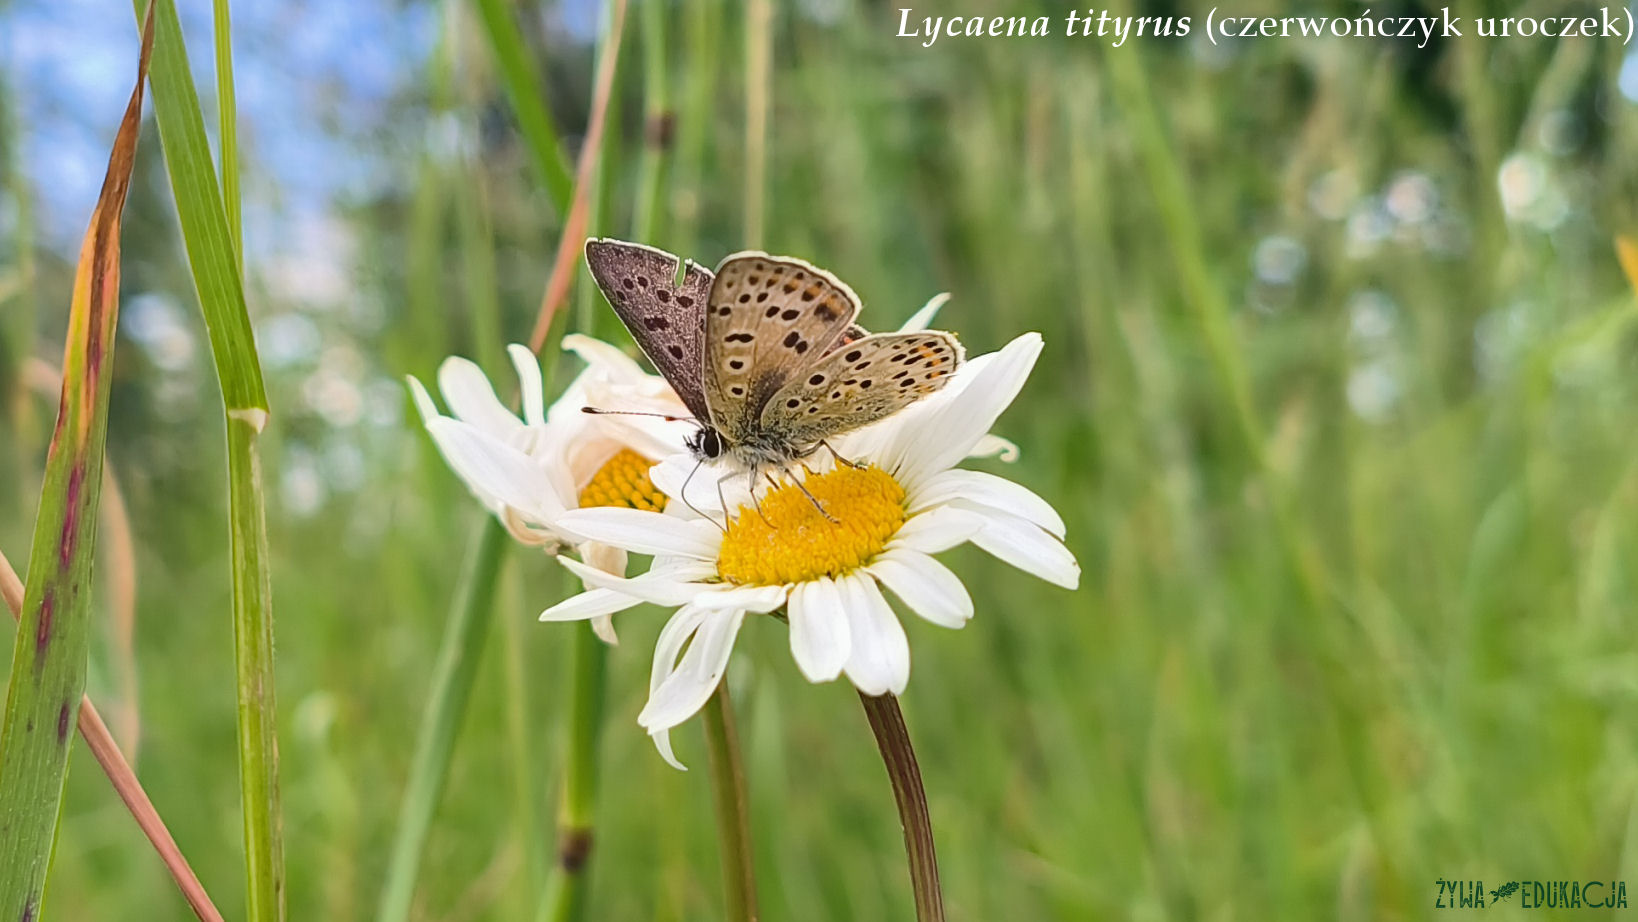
538,623,607,922
858,692,943,922
701,684,759,922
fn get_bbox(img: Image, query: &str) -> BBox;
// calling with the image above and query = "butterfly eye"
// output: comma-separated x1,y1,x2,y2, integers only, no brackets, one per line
701,429,724,458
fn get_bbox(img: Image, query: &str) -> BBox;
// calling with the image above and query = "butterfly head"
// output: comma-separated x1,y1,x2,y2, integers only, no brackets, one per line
686,425,725,461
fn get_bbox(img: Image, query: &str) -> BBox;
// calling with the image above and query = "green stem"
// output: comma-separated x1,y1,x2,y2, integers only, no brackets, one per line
501,567,547,906
538,623,608,922
376,518,509,922
858,692,942,922
227,415,283,922
702,683,758,922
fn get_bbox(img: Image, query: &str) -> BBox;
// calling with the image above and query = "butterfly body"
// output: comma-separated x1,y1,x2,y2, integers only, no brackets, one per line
585,239,963,489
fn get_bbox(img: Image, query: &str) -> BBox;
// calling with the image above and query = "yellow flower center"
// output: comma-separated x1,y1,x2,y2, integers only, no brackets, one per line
717,466,906,586
578,448,665,511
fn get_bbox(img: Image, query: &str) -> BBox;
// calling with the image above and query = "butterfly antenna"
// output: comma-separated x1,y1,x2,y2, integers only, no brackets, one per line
678,456,726,532
581,406,696,423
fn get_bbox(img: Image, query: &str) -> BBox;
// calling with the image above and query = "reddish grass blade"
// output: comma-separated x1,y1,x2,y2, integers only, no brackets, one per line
527,0,628,353
0,549,222,921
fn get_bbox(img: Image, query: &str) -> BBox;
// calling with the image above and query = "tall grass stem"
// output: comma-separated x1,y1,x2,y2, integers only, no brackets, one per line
376,519,509,922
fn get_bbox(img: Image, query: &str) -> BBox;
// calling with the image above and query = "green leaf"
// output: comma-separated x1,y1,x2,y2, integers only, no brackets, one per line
0,11,153,918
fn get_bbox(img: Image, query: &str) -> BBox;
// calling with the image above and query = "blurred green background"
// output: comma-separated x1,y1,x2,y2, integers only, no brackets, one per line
5,0,1638,918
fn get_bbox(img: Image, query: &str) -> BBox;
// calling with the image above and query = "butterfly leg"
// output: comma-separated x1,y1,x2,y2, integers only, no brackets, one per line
679,457,727,532
745,464,775,528
819,439,864,470
710,469,756,531
776,467,839,524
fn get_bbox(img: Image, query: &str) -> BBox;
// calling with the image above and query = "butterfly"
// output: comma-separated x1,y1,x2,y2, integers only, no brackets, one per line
583,238,963,510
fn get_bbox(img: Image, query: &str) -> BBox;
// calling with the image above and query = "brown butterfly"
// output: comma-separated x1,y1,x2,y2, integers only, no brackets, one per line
585,239,963,513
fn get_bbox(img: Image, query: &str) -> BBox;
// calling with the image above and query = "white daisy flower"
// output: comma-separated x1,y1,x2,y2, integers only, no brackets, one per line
539,332,1077,767
408,334,696,641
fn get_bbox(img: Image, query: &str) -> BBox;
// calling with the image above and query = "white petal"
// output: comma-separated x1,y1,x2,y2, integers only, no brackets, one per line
557,555,714,606
539,587,644,622
695,584,788,613
649,605,710,696
897,292,951,332
886,333,1043,489
911,469,1066,539
507,344,547,427
407,375,440,423
651,729,687,771
888,505,984,555
438,356,524,438
868,550,972,629
840,574,910,696
579,541,628,577
563,333,650,382
968,509,1081,589
641,604,712,771
426,418,559,521
968,434,1019,462
639,609,746,731
586,413,694,465
554,507,721,559
591,615,619,645
786,578,851,682
650,455,758,520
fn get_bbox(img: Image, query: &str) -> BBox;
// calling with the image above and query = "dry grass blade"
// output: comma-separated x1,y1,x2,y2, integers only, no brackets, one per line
0,548,220,921
528,0,628,354
0,8,155,918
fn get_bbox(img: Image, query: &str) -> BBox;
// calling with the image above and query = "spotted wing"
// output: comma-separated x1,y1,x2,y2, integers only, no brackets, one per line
703,253,861,439
761,331,964,445
584,238,713,422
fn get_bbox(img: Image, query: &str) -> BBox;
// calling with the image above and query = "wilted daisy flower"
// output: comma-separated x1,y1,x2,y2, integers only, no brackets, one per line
409,334,695,640
540,332,1076,766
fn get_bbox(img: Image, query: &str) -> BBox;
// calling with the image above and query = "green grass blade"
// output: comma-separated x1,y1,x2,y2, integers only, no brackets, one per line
128,1,283,918
214,0,241,269
129,0,266,414
742,0,769,244
377,518,509,922
0,13,152,917
470,0,573,214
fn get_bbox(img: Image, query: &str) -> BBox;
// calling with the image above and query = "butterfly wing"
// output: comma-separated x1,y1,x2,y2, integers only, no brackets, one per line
584,238,713,422
703,252,861,440
760,331,964,446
